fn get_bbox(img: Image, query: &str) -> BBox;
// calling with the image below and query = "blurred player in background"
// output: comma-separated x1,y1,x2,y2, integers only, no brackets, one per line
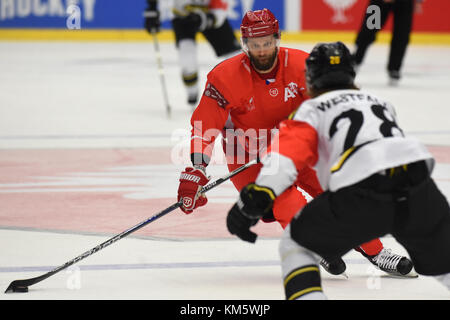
226,41,450,299
176,8,414,277
144,0,241,106
353,0,424,85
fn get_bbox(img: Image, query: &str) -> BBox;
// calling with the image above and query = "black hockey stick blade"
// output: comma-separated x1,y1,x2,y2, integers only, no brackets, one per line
5,278,39,293
5,266,68,292
5,280,30,293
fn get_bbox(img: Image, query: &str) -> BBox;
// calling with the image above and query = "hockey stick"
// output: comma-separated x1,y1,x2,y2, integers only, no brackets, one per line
151,30,172,118
4,159,257,293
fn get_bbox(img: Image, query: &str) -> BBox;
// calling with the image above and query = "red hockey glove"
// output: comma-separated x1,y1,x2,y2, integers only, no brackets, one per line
177,166,210,214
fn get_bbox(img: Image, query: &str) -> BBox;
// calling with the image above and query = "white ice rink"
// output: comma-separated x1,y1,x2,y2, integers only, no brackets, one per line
0,38,450,302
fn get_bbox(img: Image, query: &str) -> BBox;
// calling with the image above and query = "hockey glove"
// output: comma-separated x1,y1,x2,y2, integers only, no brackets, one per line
144,0,160,33
177,165,210,214
227,183,276,243
185,9,216,31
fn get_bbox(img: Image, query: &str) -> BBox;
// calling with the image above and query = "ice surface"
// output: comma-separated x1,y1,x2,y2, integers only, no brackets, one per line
0,40,449,300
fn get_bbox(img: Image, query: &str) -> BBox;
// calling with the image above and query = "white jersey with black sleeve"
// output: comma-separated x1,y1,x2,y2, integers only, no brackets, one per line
257,89,435,193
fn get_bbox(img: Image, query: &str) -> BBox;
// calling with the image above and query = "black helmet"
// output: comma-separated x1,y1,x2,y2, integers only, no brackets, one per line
306,41,356,90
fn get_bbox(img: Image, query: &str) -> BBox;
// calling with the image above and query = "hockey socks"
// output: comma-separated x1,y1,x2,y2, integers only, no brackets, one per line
279,226,326,300
283,265,324,300
358,238,383,256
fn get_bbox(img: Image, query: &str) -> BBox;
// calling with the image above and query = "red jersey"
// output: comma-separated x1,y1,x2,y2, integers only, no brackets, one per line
190,47,310,165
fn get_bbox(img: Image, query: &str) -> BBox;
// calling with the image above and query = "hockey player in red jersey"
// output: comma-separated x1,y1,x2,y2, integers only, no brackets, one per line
177,9,413,277
178,8,314,227
226,41,450,299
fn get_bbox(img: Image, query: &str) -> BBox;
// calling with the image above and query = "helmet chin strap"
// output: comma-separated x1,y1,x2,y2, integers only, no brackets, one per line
240,37,249,56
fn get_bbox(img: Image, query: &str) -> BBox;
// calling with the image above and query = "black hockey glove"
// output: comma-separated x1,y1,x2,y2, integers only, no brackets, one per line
144,0,160,33
227,183,276,243
184,9,216,31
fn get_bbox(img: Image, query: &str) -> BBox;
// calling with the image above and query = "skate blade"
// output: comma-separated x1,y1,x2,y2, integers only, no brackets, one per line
328,272,349,279
399,270,419,278
386,270,419,279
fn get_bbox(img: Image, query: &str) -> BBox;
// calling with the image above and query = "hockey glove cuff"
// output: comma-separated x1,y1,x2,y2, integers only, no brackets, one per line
186,9,216,31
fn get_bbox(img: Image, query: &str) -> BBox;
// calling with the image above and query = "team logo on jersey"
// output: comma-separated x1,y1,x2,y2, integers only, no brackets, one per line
269,88,278,97
247,97,256,111
284,82,302,102
204,83,229,108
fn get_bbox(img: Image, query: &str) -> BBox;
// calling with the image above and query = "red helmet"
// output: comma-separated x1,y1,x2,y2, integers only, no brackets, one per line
240,8,280,38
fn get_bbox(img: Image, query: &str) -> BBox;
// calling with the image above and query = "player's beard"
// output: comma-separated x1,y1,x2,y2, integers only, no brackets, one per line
248,48,278,72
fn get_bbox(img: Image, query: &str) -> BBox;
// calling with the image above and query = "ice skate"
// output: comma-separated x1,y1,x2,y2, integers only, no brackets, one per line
320,257,348,278
360,248,418,278
388,70,401,86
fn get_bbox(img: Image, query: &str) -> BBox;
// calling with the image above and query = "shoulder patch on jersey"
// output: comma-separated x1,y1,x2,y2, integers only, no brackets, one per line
204,83,229,108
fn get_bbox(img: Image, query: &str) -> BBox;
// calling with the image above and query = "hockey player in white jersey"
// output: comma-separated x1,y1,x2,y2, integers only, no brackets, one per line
226,41,450,299
144,0,241,105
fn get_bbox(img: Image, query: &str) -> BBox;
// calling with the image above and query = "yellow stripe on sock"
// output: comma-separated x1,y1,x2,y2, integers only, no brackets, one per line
283,266,319,286
183,73,198,81
288,286,323,300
